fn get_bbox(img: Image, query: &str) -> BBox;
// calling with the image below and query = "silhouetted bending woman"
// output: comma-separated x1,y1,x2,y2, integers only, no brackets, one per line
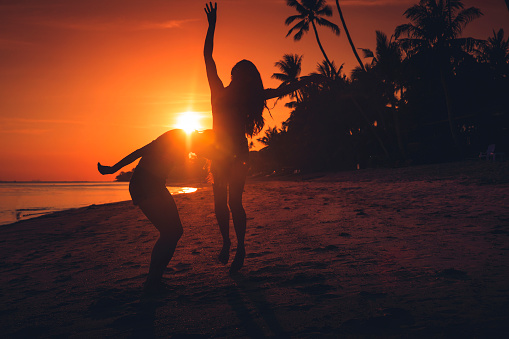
204,2,324,273
98,129,213,293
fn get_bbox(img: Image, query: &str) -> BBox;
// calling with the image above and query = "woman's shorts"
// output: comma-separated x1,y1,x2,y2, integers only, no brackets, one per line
129,167,168,206
211,154,249,184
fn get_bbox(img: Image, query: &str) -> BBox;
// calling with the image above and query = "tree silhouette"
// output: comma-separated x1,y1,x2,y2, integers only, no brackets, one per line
395,0,482,54
272,54,304,107
355,31,405,158
285,0,340,75
115,170,133,182
395,0,482,153
316,59,343,80
247,0,507,174
476,29,509,78
258,126,284,147
473,28,509,150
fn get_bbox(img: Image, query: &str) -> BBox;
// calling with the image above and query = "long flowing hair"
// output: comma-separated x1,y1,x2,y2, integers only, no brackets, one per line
230,60,266,137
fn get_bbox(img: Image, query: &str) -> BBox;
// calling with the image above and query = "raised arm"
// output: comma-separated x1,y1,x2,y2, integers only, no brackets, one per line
264,74,327,100
204,2,224,93
97,146,147,175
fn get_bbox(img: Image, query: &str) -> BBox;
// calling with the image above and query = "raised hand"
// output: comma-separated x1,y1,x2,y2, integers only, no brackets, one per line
204,2,217,27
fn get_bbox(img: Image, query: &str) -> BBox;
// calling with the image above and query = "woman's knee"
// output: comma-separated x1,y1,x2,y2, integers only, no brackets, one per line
215,200,230,216
160,225,183,243
228,199,245,215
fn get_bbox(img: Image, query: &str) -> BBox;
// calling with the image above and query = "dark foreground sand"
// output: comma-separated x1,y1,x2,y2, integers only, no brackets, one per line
1,160,508,338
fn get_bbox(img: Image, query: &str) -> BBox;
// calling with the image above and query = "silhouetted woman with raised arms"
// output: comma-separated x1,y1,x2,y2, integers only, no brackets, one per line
98,129,213,294
204,2,324,273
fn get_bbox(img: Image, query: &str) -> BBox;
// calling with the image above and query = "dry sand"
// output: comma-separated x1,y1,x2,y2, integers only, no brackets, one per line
1,160,508,338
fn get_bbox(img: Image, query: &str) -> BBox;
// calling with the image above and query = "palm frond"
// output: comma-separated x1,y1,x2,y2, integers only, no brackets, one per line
286,0,299,9
397,37,427,55
375,31,389,56
315,5,333,17
394,23,413,39
451,37,483,53
285,14,304,26
315,17,340,35
448,0,465,11
274,54,303,80
360,48,374,59
271,73,288,81
287,0,307,15
316,59,342,79
404,3,429,23
294,28,306,41
451,7,483,35
286,20,308,39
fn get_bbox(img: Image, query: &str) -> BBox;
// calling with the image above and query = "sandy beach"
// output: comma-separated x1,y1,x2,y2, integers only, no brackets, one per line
1,160,508,338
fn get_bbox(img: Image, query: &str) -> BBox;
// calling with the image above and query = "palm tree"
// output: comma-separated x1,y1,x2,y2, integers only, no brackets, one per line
285,0,340,74
316,59,343,80
477,29,509,78
395,0,482,152
285,1,392,162
395,1,482,55
272,54,303,84
334,0,365,72
258,126,284,147
357,31,405,158
272,54,304,107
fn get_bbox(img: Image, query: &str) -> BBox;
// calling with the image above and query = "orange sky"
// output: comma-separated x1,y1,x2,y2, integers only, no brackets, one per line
1,0,508,181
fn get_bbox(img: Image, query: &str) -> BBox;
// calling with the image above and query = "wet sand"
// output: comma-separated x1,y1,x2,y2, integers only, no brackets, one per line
1,160,508,338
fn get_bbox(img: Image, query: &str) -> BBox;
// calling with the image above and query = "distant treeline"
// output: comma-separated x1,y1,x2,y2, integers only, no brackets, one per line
115,170,133,182
248,0,508,175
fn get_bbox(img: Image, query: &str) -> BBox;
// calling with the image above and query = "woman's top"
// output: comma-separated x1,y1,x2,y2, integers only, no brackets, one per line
135,129,187,180
211,86,249,162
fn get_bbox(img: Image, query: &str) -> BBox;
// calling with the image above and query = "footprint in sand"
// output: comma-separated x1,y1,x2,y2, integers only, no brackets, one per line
173,262,192,273
436,268,469,281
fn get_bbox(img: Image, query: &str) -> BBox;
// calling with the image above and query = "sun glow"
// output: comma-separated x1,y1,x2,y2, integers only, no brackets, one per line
175,111,203,134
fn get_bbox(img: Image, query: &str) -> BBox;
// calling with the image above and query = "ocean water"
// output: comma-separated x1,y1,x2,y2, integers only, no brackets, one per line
0,182,197,226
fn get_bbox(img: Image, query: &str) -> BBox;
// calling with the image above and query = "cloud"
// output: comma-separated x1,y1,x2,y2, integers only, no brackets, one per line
0,3,61,11
0,38,35,50
0,128,50,135
0,117,85,135
340,0,415,6
141,93,211,106
138,20,197,30
17,17,197,32
0,117,86,125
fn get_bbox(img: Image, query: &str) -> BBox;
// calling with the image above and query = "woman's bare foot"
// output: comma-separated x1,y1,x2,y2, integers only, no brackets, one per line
229,246,245,274
218,241,231,265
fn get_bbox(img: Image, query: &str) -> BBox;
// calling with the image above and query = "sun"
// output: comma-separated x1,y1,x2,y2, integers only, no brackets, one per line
175,111,203,134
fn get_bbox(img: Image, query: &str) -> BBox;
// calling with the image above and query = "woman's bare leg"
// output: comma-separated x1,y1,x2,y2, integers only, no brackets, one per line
137,191,183,290
213,179,231,264
228,162,248,273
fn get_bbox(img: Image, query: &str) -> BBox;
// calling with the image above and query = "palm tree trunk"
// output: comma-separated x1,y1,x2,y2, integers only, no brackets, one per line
349,95,391,160
311,21,337,77
309,11,390,161
440,65,462,153
505,0,509,13
390,97,405,158
335,1,395,160
447,0,452,25
335,0,365,72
